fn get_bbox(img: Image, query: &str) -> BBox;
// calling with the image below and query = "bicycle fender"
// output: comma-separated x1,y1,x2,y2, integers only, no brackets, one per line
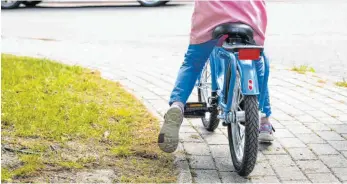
237,60,259,95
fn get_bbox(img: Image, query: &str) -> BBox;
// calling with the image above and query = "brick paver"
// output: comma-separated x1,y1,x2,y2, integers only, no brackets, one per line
188,156,216,170
258,140,287,155
296,160,330,174
295,133,326,144
214,157,234,172
306,173,340,183
320,155,347,168
308,144,340,155
286,147,317,160
220,172,250,183
331,168,347,181
183,143,210,156
251,175,280,183
193,170,221,183
274,166,308,181
328,141,347,151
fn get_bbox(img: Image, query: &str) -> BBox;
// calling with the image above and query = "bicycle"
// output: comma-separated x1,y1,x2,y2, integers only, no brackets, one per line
184,23,270,176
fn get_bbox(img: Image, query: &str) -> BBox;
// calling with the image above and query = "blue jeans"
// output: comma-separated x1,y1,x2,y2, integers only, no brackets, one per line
169,39,272,117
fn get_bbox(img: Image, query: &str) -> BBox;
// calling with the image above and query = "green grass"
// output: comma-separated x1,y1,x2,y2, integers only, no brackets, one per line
335,79,347,88
2,155,44,181
57,161,84,169
111,146,133,157
291,65,316,74
1,168,12,182
1,54,176,182
12,155,44,178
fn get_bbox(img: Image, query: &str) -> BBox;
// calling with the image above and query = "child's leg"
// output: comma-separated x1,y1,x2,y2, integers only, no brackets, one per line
255,57,272,117
158,39,218,153
255,56,274,142
169,39,219,106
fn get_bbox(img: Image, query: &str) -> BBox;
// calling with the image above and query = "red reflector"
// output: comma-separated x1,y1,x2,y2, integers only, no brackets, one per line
238,49,261,60
248,79,253,90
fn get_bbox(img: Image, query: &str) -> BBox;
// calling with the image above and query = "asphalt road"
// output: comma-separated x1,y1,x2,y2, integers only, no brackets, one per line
2,1,347,79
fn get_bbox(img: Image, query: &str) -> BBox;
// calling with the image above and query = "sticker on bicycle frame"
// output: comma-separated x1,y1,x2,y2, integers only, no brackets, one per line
248,79,253,91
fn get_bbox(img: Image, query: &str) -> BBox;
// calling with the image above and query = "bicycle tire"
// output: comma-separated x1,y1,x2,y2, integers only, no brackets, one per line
197,61,220,132
228,95,259,176
22,1,41,7
198,88,220,131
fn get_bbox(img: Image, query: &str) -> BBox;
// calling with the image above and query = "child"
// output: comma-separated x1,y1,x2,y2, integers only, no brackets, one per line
158,1,273,153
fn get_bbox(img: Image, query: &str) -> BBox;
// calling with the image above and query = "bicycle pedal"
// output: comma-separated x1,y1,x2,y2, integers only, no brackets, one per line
184,102,208,118
184,111,206,118
185,102,208,111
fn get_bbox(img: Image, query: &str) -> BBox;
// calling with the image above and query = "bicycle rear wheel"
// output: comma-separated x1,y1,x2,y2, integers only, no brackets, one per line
227,71,259,176
198,60,220,132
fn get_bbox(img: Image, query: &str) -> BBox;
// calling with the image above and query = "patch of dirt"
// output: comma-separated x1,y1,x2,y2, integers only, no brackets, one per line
76,169,116,183
1,150,21,169
2,137,174,183
61,140,107,162
30,169,116,183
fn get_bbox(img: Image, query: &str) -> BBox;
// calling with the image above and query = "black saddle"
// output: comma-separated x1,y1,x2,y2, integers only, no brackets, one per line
212,23,256,44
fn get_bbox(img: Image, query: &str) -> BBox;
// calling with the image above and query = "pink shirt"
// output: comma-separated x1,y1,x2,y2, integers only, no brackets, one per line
190,0,267,46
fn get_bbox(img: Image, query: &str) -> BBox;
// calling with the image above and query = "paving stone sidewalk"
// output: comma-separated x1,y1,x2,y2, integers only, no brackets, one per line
117,64,347,183
3,38,347,183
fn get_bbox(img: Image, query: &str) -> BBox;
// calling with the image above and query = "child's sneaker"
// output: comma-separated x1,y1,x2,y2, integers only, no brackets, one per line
259,117,275,142
158,104,183,153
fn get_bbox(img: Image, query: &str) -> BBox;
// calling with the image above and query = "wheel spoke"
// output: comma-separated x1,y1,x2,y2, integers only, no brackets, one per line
207,71,211,80
199,60,214,121
231,69,247,163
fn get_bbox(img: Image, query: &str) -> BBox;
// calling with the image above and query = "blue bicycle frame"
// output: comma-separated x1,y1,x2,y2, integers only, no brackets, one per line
197,45,270,124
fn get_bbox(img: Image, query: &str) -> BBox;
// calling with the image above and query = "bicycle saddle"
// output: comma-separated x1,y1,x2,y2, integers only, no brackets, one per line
212,23,255,44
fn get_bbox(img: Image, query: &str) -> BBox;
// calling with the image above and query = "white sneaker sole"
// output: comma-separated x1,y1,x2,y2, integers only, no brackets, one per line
259,132,274,142
158,106,183,153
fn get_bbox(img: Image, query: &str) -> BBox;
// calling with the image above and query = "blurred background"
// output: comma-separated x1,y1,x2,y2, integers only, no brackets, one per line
2,0,347,79
1,0,184,8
